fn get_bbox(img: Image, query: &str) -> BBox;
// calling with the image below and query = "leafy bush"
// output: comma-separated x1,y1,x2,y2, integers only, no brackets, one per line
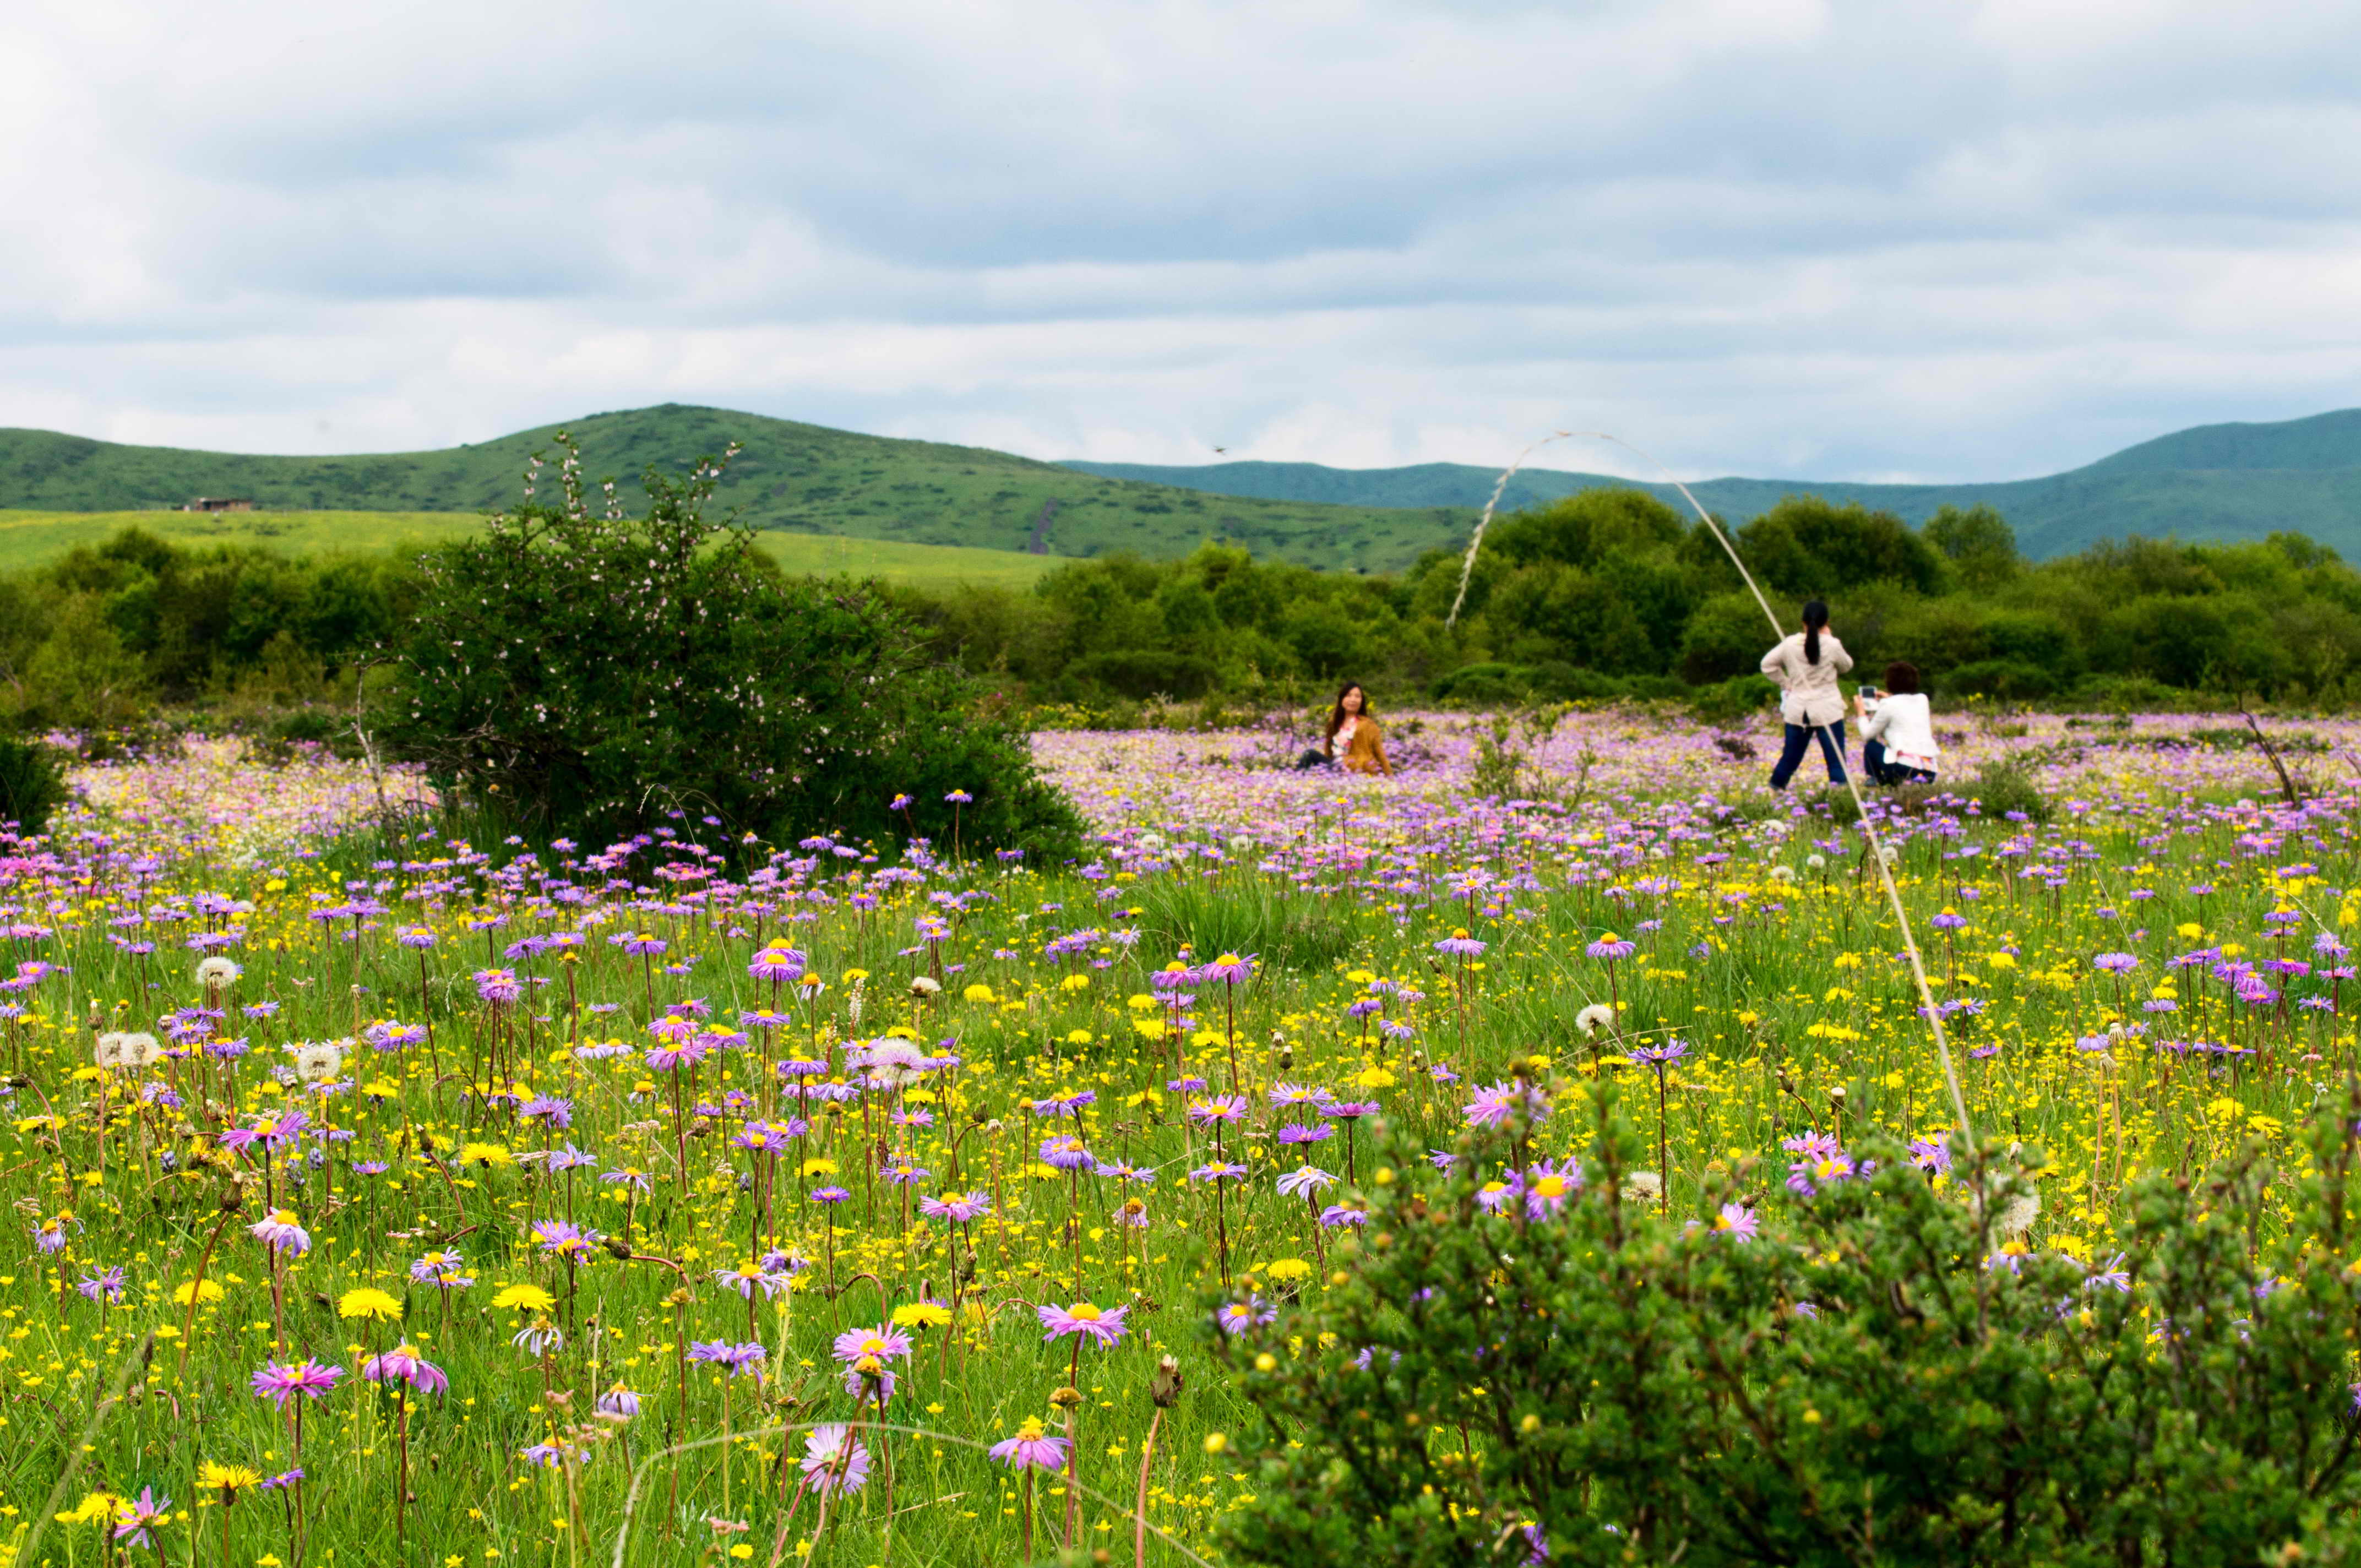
1945,656,2057,699
1219,1084,2361,1567
1677,592,1774,685
1432,662,1532,706
1685,673,1778,728
0,733,67,835
383,435,1082,857
1066,649,1220,700
1970,758,2052,821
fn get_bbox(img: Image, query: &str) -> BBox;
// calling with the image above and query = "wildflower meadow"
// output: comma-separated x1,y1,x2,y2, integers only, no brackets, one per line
5,705,2361,1566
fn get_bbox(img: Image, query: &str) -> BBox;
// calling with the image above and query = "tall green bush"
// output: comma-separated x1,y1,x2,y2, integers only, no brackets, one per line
1218,1082,2361,1567
0,733,67,835
383,435,1081,856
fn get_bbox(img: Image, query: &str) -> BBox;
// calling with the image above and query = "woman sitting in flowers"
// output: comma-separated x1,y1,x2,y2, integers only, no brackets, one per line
1293,681,1393,775
1856,660,1940,786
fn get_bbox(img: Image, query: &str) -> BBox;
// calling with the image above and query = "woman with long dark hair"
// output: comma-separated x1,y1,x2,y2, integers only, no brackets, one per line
1294,682,1393,775
1759,599,1852,789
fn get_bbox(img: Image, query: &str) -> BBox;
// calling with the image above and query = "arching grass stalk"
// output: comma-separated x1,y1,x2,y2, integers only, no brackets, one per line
1576,429,1974,1151
9,1329,155,1568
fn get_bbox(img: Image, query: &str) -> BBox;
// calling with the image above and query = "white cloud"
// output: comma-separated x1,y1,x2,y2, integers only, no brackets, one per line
1,0,2358,486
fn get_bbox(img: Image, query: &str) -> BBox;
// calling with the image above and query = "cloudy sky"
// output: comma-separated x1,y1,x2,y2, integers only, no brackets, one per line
6,0,2359,481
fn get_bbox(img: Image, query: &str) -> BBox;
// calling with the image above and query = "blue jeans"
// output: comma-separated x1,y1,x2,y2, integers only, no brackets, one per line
1862,738,1935,787
1770,720,1847,789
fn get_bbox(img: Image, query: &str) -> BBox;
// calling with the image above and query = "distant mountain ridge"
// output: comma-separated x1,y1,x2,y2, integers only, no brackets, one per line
6,404,2360,570
1063,408,2361,560
0,405,1467,572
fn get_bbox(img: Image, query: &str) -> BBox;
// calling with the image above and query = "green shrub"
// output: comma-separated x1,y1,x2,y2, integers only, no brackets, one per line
0,733,67,836
1970,758,2051,821
383,434,1082,858
1066,649,1219,700
1944,656,2057,699
1431,662,1532,706
1220,1084,2361,1568
1678,592,1773,685
1686,673,1778,728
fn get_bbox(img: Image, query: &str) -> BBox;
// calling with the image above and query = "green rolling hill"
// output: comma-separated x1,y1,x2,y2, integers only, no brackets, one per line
9,404,2361,572
1064,408,2361,560
0,405,1468,573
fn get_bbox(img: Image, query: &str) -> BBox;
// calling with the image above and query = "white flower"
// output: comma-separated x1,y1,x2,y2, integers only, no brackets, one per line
194,957,243,989
864,1038,929,1090
1769,865,1798,884
1805,853,1827,872
1624,1171,1663,1202
122,1032,165,1068
1574,1003,1617,1039
1877,845,1901,868
1970,1184,2042,1238
1137,832,1166,852
93,1031,128,1070
295,1042,345,1083
907,975,942,998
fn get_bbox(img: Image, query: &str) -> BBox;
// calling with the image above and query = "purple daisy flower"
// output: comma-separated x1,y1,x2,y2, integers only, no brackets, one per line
988,1418,1069,1473
800,1424,870,1495
251,1358,345,1407
1037,1301,1128,1347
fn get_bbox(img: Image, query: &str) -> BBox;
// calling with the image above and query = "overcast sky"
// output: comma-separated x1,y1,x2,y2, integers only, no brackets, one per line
6,0,2359,482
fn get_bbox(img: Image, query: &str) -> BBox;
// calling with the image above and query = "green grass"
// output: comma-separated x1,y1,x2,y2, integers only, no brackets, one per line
9,732,2360,1566
0,405,1473,572
0,509,1074,590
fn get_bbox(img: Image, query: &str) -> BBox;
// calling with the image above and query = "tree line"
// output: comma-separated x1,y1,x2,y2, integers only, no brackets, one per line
8,489,2361,745
894,489,2361,716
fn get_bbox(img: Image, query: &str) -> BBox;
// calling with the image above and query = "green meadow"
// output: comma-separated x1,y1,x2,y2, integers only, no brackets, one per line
0,510,1069,592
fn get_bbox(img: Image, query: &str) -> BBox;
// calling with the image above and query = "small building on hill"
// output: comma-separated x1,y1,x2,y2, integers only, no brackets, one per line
183,497,255,513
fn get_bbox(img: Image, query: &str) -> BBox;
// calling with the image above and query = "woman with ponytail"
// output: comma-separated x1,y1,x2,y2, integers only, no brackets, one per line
1759,599,1853,789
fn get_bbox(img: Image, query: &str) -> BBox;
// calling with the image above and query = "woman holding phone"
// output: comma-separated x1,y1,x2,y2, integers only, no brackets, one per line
1857,661,1940,785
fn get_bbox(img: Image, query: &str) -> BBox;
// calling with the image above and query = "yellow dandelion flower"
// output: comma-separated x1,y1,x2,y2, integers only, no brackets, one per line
199,1461,261,1495
338,1286,404,1322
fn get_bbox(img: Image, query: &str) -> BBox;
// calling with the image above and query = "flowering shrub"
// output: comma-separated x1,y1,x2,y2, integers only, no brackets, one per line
1221,1082,2361,1566
385,433,1080,853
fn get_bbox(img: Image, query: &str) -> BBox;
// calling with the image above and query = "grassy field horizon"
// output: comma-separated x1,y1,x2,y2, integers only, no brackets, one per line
0,404,1470,571
0,508,1073,590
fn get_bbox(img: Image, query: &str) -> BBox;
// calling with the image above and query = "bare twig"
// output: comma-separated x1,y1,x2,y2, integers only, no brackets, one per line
2241,704,2303,807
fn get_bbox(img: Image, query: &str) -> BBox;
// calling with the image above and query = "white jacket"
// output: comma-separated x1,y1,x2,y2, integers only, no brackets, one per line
1860,692,1940,774
1759,631,1853,727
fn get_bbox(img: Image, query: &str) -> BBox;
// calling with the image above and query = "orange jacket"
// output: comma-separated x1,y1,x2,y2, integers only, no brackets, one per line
1331,717,1392,776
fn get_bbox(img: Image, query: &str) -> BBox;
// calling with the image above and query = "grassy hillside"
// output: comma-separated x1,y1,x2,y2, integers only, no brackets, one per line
1066,407,2361,560
0,510,1071,591
0,406,1468,572
20,402,2361,570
